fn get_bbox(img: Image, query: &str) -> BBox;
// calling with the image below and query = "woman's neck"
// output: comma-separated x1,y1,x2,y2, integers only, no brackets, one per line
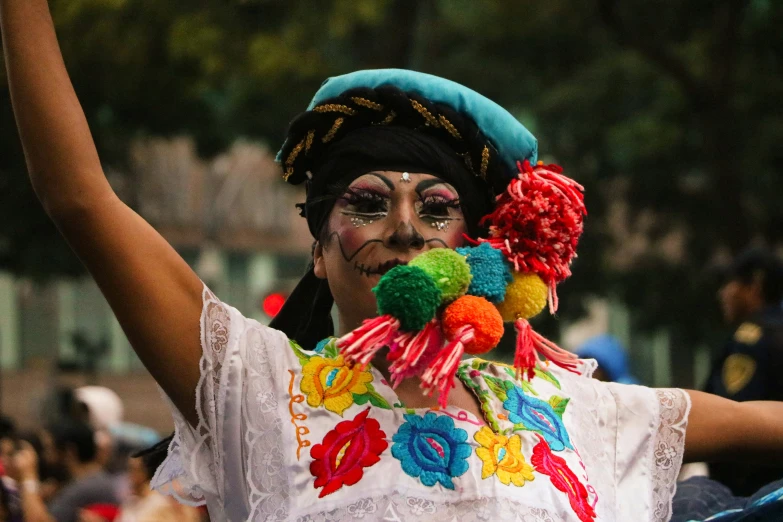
369,354,441,409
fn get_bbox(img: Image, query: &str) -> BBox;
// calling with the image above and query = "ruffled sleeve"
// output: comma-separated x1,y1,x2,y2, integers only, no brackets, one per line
605,384,691,522
150,284,292,522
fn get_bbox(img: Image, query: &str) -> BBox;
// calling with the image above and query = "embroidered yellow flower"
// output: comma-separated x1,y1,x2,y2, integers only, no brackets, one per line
474,426,534,486
300,355,374,416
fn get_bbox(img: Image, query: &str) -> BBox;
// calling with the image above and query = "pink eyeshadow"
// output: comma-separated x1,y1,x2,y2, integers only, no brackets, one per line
421,188,459,200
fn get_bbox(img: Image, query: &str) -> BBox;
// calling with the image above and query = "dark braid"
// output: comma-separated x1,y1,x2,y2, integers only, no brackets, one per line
280,86,508,196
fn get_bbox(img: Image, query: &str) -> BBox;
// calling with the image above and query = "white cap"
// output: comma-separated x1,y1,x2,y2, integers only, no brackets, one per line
74,386,123,429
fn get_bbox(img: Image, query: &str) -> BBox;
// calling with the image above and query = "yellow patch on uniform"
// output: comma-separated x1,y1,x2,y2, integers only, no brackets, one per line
733,323,762,345
722,353,757,395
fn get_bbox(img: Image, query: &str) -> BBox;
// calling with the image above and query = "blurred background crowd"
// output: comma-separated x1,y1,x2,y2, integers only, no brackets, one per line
0,385,205,521
1,0,782,520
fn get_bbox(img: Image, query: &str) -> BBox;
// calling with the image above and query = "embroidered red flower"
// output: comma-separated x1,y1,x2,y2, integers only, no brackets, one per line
531,435,596,522
310,408,388,497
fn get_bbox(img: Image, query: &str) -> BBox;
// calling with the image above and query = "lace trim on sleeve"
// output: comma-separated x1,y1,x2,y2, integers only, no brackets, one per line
151,285,230,506
650,388,691,522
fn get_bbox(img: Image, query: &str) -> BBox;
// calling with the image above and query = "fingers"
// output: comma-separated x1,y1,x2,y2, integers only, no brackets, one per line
11,440,39,480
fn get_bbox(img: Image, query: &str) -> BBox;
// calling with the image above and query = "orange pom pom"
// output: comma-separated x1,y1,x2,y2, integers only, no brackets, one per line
442,295,504,355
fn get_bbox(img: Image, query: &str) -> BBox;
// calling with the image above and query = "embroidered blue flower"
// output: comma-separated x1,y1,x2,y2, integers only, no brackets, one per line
503,385,573,451
391,412,471,489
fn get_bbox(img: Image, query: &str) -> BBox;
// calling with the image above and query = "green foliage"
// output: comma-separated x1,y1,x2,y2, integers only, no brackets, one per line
2,0,782,361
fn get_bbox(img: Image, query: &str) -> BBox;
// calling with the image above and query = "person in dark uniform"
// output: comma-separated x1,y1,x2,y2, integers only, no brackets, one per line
705,247,783,496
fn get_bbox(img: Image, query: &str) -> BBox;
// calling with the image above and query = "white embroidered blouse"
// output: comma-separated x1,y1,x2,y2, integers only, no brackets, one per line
151,286,690,522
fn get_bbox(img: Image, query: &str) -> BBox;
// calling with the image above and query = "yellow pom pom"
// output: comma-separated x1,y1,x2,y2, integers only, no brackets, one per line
496,272,548,322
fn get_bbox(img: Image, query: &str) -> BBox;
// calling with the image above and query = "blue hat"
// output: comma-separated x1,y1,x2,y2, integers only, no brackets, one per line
277,68,537,190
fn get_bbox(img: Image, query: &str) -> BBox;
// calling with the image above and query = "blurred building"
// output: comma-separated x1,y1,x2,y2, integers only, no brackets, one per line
0,138,312,432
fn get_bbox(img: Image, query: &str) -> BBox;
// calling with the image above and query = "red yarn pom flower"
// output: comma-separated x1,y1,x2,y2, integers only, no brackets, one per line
479,160,586,312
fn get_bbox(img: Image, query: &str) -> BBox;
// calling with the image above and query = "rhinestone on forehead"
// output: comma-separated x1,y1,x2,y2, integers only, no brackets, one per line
400,172,411,183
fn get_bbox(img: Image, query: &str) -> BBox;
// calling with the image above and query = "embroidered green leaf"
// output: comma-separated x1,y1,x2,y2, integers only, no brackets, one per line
519,379,539,396
288,340,311,366
534,367,562,389
471,359,490,371
353,391,391,409
513,423,548,439
504,367,517,380
484,408,502,434
322,340,340,359
483,375,509,401
456,365,497,430
364,383,391,409
371,393,389,408
548,396,570,418
353,393,371,406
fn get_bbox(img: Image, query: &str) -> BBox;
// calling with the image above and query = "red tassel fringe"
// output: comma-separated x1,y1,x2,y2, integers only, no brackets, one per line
421,325,474,408
513,318,581,380
336,315,400,368
387,320,443,388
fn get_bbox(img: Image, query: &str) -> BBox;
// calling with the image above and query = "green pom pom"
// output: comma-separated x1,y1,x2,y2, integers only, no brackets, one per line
408,249,472,302
374,265,442,331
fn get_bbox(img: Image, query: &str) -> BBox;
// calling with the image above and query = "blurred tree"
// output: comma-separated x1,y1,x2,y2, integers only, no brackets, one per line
421,0,783,358
2,0,782,367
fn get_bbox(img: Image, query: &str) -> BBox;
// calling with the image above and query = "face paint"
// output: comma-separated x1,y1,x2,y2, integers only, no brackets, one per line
349,215,376,228
318,172,469,334
325,232,382,263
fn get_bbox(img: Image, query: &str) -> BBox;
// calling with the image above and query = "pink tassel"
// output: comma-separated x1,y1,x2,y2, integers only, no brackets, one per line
387,320,443,388
421,325,474,408
514,319,537,381
548,280,559,315
337,315,400,368
513,318,581,380
523,160,586,210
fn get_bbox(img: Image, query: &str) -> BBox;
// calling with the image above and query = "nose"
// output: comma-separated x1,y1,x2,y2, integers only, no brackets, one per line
386,220,425,251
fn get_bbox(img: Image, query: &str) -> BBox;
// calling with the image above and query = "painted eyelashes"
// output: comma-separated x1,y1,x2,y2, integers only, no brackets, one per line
340,187,388,228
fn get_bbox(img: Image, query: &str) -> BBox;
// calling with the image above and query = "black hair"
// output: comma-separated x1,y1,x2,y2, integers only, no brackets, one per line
727,248,783,305
47,419,96,464
134,437,169,480
0,416,15,440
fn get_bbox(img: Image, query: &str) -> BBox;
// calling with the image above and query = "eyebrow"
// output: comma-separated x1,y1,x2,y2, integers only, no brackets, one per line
366,172,394,191
415,178,456,195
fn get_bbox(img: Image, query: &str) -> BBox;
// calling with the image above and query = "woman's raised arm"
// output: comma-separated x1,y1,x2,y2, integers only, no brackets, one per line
1,0,204,425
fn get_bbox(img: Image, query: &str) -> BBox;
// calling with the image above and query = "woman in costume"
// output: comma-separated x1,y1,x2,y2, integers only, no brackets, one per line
3,2,783,521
